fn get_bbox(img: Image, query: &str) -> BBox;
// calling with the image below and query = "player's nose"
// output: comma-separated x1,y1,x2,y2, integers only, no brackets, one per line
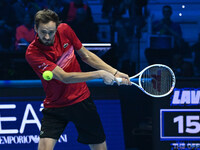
44,34,50,40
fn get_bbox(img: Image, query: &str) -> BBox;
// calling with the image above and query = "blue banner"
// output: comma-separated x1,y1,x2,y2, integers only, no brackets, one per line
0,99,125,150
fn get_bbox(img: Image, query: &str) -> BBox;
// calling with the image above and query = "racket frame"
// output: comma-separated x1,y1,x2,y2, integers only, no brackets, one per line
129,64,176,98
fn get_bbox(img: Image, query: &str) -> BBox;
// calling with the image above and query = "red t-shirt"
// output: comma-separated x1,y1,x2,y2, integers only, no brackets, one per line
15,25,35,48
26,23,90,108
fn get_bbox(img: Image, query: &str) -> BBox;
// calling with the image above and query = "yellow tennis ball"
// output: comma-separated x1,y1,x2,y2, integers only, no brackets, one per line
42,71,53,81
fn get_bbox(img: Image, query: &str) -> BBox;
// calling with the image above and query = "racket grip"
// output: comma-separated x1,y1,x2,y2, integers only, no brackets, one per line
116,77,122,82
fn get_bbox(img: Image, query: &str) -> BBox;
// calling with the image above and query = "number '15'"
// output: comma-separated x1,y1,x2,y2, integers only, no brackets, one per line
173,115,200,134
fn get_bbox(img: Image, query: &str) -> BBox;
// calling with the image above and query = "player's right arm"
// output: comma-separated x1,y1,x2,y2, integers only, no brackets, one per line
26,50,119,85
52,65,119,85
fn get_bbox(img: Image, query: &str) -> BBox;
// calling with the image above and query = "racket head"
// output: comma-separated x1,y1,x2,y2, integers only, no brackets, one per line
138,64,176,98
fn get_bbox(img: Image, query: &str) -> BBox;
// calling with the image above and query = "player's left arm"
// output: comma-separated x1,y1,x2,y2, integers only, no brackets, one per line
76,46,131,85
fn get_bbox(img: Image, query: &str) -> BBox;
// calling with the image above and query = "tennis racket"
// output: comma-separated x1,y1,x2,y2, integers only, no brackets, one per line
116,64,176,98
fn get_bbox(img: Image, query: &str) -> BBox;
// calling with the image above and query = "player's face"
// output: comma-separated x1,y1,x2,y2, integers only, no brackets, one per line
35,21,57,46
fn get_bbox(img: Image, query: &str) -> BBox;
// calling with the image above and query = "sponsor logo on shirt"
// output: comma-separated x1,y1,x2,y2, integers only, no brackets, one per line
38,63,49,70
63,43,68,48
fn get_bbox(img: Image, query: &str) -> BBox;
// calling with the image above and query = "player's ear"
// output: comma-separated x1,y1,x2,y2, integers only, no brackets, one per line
34,25,38,33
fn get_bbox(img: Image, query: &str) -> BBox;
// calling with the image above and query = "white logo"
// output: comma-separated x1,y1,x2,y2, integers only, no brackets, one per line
63,43,68,48
38,63,48,70
171,89,200,105
40,131,44,136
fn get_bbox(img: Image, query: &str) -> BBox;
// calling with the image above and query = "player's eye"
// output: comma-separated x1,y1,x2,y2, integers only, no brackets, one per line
41,31,47,34
49,31,55,35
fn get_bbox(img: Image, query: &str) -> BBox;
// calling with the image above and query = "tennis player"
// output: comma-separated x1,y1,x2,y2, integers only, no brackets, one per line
26,9,131,150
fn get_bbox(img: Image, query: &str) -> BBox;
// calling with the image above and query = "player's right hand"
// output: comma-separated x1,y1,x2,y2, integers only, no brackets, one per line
114,71,132,86
99,70,120,85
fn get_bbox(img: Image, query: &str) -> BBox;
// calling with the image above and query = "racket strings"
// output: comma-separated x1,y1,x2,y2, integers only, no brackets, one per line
141,66,174,96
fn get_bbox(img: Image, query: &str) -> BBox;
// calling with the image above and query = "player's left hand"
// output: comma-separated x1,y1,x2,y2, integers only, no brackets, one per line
114,71,132,86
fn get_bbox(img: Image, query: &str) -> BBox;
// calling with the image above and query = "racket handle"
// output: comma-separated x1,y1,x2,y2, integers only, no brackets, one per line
116,77,138,83
116,77,122,82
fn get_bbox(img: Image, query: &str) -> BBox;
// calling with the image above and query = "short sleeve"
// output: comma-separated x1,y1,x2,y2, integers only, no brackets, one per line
25,51,57,77
62,24,82,50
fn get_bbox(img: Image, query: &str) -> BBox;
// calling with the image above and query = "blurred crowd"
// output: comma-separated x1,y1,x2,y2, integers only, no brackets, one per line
0,0,200,79
102,1,200,78
0,0,98,51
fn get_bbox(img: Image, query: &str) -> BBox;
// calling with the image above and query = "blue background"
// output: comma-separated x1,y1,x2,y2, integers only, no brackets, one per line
0,100,125,150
